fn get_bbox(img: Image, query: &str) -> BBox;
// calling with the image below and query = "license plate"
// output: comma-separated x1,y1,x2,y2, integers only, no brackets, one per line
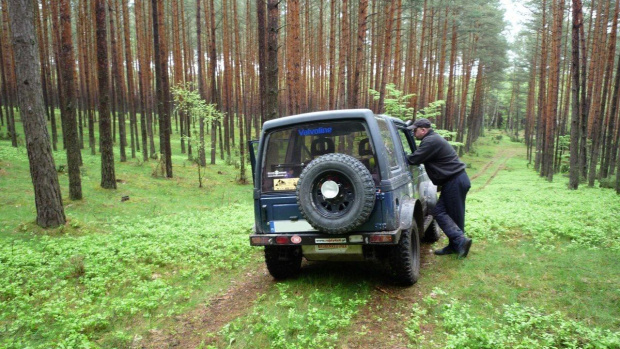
315,244,348,252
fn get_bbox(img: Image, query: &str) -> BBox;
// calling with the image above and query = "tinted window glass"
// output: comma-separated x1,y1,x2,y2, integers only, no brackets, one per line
376,118,399,170
261,121,378,192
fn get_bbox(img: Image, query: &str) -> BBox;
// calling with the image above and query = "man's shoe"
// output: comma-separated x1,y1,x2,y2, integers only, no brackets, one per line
457,238,472,258
434,245,456,256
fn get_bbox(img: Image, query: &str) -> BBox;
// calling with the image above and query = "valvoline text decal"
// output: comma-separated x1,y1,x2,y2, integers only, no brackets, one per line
297,127,332,136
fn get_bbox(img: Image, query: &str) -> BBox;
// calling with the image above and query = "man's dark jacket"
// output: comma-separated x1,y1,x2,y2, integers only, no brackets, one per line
406,129,465,186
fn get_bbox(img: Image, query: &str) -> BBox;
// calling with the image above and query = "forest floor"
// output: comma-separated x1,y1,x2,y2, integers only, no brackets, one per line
3,132,618,349
137,143,523,349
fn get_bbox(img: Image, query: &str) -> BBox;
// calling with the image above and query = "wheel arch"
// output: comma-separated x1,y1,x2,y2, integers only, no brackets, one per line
399,198,424,236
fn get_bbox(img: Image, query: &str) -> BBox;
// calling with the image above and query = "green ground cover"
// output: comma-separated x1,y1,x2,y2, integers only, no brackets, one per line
1,131,619,348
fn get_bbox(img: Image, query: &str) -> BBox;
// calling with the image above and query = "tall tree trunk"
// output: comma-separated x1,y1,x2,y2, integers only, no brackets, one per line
77,0,96,155
569,0,583,189
350,0,368,108
96,0,116,189
1,0,17,148
109,0,127,163
265,0,279,120
222,0,232,156
337,0,349,109
586,0,610,186
598,0,619,179
444,19,457,131
232,0,246,183
328,1,336,110
208,0,219,164
377,0,395,113
135,0,150,162
286,0,302,115
257,0,267,124
436,6,449,126
196,0,207,166
60,0,83,200
525,32,539,163
542,0,564,181
152,0,172,177
8,0,66,227
465,66,484,152
535,0,549,172
578,0,589,180
122,0,138,159
604,45,620,181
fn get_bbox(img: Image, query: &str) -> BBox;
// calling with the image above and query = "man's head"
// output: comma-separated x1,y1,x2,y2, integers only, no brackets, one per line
408,118,432,140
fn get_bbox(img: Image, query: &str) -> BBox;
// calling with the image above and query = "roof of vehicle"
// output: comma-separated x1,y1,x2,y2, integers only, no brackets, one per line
261,109,377,133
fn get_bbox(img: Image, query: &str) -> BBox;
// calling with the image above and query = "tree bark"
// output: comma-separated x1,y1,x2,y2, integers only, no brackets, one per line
542,0,564,181
377,0,395,113
122,0,138,159
96,0,117,189
256,0,267,124
109,0,127,163
8,0,66,227
598,0,619,179
196,0,207,166
337,0,349,109
135,0,150,162
265,0,279,120
569,0,583,189
152,0,172,177
1,0,17,148
286,0,302,115
327,1,336,109
208,0,218,164
350,0,368,108
59,0,83,200
586,0,610,186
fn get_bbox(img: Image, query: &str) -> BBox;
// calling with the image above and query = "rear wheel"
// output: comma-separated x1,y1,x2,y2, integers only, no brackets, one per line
422,219,441,243
389,226,420,286
264,246,302,279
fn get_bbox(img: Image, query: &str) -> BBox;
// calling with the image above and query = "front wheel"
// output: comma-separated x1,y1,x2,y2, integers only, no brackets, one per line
264,246,302,280
389,227,420,286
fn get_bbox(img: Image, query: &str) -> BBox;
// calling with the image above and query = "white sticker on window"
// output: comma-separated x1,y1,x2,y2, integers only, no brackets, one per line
273,178,299,190
267,170,288,178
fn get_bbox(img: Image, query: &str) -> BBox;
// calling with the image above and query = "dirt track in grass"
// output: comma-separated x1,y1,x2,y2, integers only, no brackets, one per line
139,263,274,348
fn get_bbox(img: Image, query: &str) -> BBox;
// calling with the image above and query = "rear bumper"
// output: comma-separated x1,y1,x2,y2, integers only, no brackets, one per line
249,229,402,246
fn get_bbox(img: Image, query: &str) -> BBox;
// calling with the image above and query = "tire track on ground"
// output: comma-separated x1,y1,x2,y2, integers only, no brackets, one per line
139,263,273,349
469,149,506,181
471,149,518,193
340,247,435,349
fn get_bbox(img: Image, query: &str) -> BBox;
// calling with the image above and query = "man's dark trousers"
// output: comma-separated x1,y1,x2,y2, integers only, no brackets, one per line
433,171,470,246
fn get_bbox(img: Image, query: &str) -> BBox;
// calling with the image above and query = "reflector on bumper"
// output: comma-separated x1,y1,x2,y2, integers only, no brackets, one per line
250,236,271,245
369,234,394,243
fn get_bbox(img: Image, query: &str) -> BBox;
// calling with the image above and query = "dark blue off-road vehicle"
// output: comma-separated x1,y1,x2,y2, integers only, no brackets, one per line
249,109,439,285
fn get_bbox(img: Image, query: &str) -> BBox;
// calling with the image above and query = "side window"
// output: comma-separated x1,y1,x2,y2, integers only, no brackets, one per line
376,118,399,169
398,128,415,153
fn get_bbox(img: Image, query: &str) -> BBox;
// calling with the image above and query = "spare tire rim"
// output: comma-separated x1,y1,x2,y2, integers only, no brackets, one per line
312,171,355,217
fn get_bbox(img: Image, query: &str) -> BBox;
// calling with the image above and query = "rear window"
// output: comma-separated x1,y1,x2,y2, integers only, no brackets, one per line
261,120,378,192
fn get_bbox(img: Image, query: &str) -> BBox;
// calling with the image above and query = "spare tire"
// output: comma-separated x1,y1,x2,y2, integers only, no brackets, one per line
296,153,376,234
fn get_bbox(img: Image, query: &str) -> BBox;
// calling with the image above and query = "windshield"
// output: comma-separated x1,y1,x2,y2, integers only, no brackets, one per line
261,120,378,192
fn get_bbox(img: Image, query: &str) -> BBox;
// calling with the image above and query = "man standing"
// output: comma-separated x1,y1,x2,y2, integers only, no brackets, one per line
406,118,472,258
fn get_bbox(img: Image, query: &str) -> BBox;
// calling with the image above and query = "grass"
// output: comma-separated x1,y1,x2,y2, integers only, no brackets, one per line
0,127,259,348
217,279,370,349
403,134,620,347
